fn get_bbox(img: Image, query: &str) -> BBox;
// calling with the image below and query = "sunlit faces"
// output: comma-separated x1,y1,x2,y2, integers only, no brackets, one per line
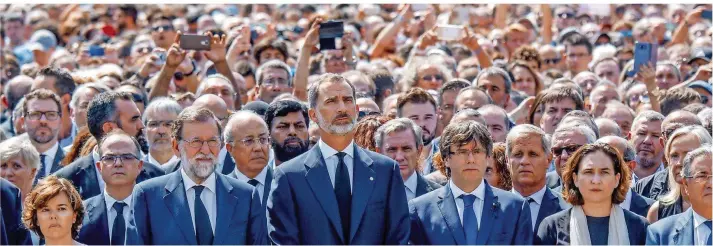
400,102,437,146
573,151,621,204
681,153,712,212
508,133,550,188
0,156,37,194
477,75,509,107
630,120,663,170
145,111,178,153
270,112,309,162
416,65,445,91
23,98,61,144
511,66,537,96
96,134,143,187
257,67,292,104
666,134,702,184
552,131,588,178
539,98,577,134
174,120,221,180
70,87,99,129
382,130,422,180
309,80,358,136
36,192,78,241
565,45,592,74
655,64,681,90
227,118,270,175
445,141,488,184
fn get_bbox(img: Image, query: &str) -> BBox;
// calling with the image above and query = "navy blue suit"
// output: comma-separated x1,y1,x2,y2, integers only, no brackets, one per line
535,207,649,245
629,190,655,218
228,165,273,207
54,155,165,199
267,144,410,244
408,182,534,245
34,146,65,184
533,188,571,234
415,173,441,197
129,170,266,245
646,208,698,245
0,179,31,245
77,194,137,245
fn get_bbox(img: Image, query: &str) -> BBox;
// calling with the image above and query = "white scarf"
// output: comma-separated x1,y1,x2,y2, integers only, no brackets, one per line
569,205,629,245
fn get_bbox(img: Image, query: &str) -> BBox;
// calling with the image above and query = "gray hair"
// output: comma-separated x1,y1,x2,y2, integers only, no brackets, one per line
553,125,597,144
196,74,235,97
255,60,293,86
477,104,511,131
223,110,267,143
682,145,712,177
594,118,623,137
559,110,600,139
697,108,712,136
475,67,512,94
632,110,665,131
69,83,110,110
308,73,356,109
591,80,621,101
595,136,636,162
506,124,552,156
13,97,26,121
451,108,486,125
373,118,423,150
656,61,682,82
0,136,40,172
142,97,183,125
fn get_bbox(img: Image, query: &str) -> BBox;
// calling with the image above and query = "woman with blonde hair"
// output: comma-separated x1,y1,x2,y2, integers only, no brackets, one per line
0,136,40,201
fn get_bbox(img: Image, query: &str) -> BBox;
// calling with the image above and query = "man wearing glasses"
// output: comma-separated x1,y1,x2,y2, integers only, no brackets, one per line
225,110,273,207
255,60,293,104
150,14,177,50
545,125,596,192
20,89,66,184
142,97,182,166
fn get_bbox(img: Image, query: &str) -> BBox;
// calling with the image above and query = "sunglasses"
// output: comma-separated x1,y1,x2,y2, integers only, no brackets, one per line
358,111,381,120
558,13,575,19
543,58,561,64
421,74,444,81
552,145,582,156
152,25,174,32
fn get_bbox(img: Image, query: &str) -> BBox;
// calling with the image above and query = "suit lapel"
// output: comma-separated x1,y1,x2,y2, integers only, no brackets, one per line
163,171,198,245
222,155,235,175
214,174,238,244
536,188,559,229
87,196,110,245
263,166,273,206
349,147,375,241
50,147,65,173
672,209,695,245
77,156,101,197
303,146,345,242
437,184,466,244
630,192,646,214
415,174,431,197
476,183,496,245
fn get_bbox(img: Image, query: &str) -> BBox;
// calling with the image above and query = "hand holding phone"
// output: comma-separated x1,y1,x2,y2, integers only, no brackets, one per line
436,25,464,41
319,21,344,50
627,42,658,77
180,34,211,51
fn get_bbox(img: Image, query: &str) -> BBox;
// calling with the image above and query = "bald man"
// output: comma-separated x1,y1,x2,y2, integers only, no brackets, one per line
1,75,34,137
595,118,623,137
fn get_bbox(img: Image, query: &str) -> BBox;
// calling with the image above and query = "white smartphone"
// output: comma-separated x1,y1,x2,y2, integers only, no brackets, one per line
436,25,464,41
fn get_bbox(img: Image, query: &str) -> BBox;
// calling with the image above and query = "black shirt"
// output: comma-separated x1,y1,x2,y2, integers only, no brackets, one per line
586,216,610,245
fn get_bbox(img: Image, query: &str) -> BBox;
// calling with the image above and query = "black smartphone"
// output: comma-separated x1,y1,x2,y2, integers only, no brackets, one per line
180,34,211,51
319,21,344,50
88,45,105,57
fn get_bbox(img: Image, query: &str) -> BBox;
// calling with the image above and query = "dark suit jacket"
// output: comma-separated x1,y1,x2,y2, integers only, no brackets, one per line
53,155,165,199
267,144,410,245
534,188,571,234
408,182,533,245
415,173,441,197
77,194,137,245
545,171,561,189
34,146,65,184
535,207,649,245
0,115,14,138
634,169,669,200
629,190,655,218
645,208,696,245
0,179,31,245
160,154,234,175
228,165,273,206
129,170,267,245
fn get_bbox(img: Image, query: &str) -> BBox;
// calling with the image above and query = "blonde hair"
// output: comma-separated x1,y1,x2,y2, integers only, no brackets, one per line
0,136,40,171
659,125,712,205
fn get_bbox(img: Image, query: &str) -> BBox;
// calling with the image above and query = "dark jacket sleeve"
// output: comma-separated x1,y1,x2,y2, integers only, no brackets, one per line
128,185,148,245
266,168,299,245
534,216,557,245
248,186,268,245
407,200,427,245
384,160,411,245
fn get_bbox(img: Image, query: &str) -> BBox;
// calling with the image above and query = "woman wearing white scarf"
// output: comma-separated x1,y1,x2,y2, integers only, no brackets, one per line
534,143,650,245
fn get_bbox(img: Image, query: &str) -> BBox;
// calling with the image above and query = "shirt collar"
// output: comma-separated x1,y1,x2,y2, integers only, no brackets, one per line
233,164,269,186
148,153,178,165
692,208,710,228
511,185,547,205
181,168,217,194
318,139,355,159
103,189,133,210
404,172,418,194
42,141,59,157
450,179,485,201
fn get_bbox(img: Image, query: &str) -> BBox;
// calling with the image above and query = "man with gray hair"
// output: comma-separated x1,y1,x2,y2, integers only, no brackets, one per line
628,110,665,180
142,97,182,166
595,117,623,137
474,67,512,109
1,75,34,137
255,60,293,104
64,83,110,152
588,80,621,117
595,136,654,217
546,125,596,191
454,87,493,113
374,118,441,201
506,124,569,233
477,104,511,143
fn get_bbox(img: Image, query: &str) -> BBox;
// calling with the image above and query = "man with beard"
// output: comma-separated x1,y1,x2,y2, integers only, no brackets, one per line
268,73,409,244
396,88,438,174
182,94,234,175
142,98,182,166
264,100,309,166
54,91,164,200
31,67,76,148
627,110,665,180
19,89,65,184
130,106,267,245
225,111,273,207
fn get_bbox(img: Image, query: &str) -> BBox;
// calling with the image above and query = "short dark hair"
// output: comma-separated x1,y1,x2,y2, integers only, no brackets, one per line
562,143,630,205
530,87,585,122
86,91,134,140
96,129,141,157
438,79,471,106
565,34,593,55
264,99,309,131
439,121,493,162
171,106,222,141
253,39,289,63
118,4,138,22
37,66,76,97
660,88,701,116
308,73,356,109
369,70,394,106
22,89,62,117
396,87,437,117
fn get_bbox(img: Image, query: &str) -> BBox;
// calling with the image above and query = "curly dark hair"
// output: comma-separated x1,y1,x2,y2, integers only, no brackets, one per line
354,115,392,152
491,142,513,190
22,176,85,240
562,143,631,205
438,121,493,177
510,45,542,70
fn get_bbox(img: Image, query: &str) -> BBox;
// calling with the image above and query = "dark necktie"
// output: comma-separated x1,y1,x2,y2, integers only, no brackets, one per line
334,152,351,244
111,202,126,245
193,186,213,245
704,220,711,245
527,197,536,231
247,179,259,187
461,194,479,245
36,154,47,181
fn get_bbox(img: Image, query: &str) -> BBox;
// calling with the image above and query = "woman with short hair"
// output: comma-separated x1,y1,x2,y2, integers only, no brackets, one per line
0,136,40,202
22,176,85,245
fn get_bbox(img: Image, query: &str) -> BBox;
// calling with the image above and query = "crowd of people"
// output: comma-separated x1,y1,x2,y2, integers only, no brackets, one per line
0,3,712,245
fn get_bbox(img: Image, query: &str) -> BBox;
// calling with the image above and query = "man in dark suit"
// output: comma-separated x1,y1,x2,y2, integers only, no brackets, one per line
646,146,711,245
267,73,410,244
547,125,596,190
409,121,533,245
0,178,32,245
374,118,441,201
19,89,66,183
506,125,570,233
224,110,273,206
264,99,310,166
130,106,266,245
54,91,164,199
77,131,142,245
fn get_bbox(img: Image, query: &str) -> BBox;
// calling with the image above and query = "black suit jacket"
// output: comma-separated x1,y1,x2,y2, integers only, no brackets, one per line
629,190,655,218
53,155,165,199
0,179,31,245
77,194,137,245
634,169,669,200
160,154,234,175
35,146,65,184
414,173,441,197
534,188,571,234
229,165,273,207
534,207,649,245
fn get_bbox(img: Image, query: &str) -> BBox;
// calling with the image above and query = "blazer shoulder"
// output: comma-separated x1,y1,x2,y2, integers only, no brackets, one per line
219,174,254,195
141,161,165,175
135,173,172,191
55,155,92,176
423,176,442,190
647,210,682,233
274,154,308,174
363,149,397,166
491,186,526,205
622,208,649,227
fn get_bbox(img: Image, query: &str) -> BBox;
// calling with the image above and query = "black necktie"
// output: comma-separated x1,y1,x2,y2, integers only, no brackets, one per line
111,202,126,245
334,152,351,244
193,186,213,245
247,179,259,187
36,154,47,182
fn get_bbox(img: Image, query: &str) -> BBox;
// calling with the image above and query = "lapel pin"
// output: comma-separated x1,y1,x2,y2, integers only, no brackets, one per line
370,177,374,181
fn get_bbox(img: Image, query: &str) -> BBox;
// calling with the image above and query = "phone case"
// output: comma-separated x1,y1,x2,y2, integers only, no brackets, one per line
180,35,211,51
628,42,652,77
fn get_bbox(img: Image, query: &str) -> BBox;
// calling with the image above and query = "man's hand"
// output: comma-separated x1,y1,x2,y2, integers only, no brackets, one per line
165,32,187,69
228,25,252,57
686,8,706,24
416,26,439,50
203,31,228,63
302,18,322,50
636,63,656,88
459,26,481,51
342,31,354,60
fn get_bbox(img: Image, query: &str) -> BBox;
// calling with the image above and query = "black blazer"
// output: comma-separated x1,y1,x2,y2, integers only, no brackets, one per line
35,146,65,184
0,179,31,245
228,165,273,207
628,190,655,218
534,207,649,245
415,173,441,197
160,154,234,175
53,155,165,199
534,188,571,234
634,170,669,200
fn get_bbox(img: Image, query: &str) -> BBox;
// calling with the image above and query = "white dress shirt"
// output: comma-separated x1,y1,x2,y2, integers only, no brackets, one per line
181,169,217,234
233,165,269,201
449,180,485,228
404,172,418,201
620,189,634,211
693,209,712,246
40,142,59,177
147,153,179,166
319,139,355,191
103,191,133,240
512,185,547,230
92,148,106,191
216,147,228,172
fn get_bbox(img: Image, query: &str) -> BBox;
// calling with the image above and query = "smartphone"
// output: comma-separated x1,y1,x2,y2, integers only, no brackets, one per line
436,25,464,41
702,10,712,20
412,4,428,11
628,42,658,77
319,21,344,50
88,45,105,57
180,34,211,51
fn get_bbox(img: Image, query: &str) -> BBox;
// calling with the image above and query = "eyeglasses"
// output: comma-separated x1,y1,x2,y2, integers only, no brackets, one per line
147,120,174,128
234,136,270,147
100,154,139,165
449,148,485,158
262,78,290,87
552,145,582,156
182,138,221,148
421,75,444,81
152,25,174,32
26,111,60,121
543,58,561,64
684,173,712,183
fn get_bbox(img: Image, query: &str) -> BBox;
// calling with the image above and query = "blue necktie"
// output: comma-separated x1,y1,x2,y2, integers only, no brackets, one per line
334,152,351,244
704,220,711,246
36,154,47,182
461,194,479,245
193,186,213,245
111,202,126,245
